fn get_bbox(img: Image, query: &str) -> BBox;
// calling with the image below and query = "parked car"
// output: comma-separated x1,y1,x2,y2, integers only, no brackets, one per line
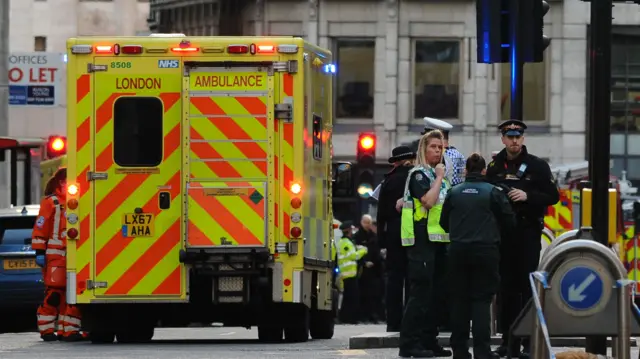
0,205,43,332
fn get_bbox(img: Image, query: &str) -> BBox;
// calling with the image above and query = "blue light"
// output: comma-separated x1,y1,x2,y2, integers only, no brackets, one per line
323,64,336,74
63,54,68,63
334,267,339,273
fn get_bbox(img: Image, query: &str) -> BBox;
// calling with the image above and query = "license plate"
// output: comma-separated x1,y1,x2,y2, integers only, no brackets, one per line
3,258,38,270
121,213,155,238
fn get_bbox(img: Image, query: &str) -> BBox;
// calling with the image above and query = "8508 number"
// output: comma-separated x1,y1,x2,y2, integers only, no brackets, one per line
110,62,132,69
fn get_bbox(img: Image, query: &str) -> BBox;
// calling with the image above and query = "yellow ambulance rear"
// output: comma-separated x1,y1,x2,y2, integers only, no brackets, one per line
64,35,339,344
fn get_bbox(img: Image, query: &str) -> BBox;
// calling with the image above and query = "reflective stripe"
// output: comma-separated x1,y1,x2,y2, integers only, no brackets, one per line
38,322,56,331
64,326,80,333
51,196,60,242
32,238,46,245
37,314,57,321
429,233,449,242
64,316,81,326
48,238,64,247
46,249,66,256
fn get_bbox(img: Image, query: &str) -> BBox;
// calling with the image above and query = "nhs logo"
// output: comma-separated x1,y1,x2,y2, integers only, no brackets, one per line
158,60,179,68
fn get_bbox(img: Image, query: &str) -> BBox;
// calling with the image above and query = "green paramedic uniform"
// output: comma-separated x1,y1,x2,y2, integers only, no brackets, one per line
398,166,452,357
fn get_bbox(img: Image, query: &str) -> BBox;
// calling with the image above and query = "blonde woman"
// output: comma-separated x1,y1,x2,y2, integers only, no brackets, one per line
398,130,452,358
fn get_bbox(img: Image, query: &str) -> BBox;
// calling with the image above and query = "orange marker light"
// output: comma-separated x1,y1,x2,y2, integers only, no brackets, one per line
290,183,302,194
95,45,113,54
67,184,79,196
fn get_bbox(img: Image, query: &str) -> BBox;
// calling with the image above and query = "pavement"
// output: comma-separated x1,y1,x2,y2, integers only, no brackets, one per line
0,325,637,358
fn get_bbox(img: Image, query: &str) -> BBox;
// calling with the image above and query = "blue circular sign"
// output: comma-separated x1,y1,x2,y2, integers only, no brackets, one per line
559,265,604,311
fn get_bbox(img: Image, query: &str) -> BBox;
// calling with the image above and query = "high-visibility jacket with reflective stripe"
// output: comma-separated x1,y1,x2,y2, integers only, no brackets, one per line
331,236,367,279
401,166,451,246
32,194,67,262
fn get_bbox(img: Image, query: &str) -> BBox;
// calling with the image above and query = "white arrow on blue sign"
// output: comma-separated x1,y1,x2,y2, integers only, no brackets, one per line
559,265,604,311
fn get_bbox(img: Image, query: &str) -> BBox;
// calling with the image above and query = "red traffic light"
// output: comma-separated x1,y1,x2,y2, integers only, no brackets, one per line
46,135,67,159
358,134,376,151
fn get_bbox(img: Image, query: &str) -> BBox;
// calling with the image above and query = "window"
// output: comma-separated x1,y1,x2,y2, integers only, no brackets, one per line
312,114,322,160
500,61,547,122
113,97,163,167
335,39,375,119
413,40,460,119
0,217,36,245
34,36,46,52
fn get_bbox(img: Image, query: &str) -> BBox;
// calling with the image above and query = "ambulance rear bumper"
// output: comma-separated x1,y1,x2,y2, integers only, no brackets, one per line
178,248,270,265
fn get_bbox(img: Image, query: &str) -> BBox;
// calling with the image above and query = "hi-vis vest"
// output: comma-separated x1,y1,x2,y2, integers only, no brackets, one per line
400,166,451,246
332,236,368,279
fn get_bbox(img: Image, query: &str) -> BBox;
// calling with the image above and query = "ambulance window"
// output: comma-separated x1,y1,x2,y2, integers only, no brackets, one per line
312,114,322,160
113,97,163,167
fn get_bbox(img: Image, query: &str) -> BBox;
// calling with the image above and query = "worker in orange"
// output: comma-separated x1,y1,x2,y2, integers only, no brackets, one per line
32,167,86,342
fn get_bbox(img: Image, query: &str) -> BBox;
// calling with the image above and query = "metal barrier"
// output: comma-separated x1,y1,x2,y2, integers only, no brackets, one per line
512,238,640,359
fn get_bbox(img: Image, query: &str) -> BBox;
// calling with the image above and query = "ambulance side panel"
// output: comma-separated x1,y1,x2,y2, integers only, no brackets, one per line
88,56,185,301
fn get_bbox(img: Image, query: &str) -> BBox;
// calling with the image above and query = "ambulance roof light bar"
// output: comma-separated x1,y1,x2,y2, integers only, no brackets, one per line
277,44,299,54
70,45,93,54
228,44,249,54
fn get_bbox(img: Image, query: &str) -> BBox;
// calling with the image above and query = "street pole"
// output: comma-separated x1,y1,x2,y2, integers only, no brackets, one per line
509,0,524,121
585,0,612,355
0,0,9,208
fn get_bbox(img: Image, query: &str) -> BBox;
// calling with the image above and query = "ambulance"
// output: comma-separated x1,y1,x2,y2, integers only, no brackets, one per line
63,35,346,344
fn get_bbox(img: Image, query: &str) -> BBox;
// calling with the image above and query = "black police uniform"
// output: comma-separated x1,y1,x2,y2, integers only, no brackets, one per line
399,170,451,358
439,173,517,359
485,120,560,358
377,146,415,332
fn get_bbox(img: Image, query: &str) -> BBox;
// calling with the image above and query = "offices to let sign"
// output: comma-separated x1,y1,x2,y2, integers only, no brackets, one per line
7,53,65,106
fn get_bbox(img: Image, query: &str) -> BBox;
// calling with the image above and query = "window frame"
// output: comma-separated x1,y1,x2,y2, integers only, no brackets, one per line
498,49,551,125
112,96,164,168
332,37,376,123
411,37,464,124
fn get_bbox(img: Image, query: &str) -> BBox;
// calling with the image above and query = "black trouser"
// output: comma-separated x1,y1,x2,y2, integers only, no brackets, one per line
359,270,383,322
448,243,500,359
385,243,408,331
340,277,360,324
498,224,542,354
399,241,448,351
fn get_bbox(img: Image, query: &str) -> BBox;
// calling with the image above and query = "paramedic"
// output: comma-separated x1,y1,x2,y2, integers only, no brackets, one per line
422,117,466,187
485,120,560,358
398,130,452,358
33,168,86,342
332,221,368,324
376,145,415,332
440,153,517,359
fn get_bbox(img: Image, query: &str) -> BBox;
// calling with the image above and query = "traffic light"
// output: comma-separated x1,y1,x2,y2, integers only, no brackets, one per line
356,133,376,199
522,0,551,63
46,135,66,159
476,0,510,63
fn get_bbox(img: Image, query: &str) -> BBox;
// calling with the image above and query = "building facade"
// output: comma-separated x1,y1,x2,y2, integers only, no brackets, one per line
7,0,150,139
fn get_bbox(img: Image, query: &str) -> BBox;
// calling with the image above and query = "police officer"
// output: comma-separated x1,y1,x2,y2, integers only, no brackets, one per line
376,145,415,332
332,221,368,324
485,120,560,359
422,117,466,186
440,153,517,359
398,130,452,358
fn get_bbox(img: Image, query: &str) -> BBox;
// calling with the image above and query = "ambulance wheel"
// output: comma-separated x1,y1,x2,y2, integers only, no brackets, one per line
257,324,283,343
310,309,334,340
90,331,115,344
283,305,309,343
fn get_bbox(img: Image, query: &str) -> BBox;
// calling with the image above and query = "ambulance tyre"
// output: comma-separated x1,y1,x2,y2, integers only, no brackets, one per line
116,326,154,344
310,309,334,340
90,331,115,344
283,304,310,343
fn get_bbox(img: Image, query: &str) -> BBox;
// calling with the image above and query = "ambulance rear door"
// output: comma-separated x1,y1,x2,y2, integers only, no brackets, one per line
185,63,276,250
89,56,185,300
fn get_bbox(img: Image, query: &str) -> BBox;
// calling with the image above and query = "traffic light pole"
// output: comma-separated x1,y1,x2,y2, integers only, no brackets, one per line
585,0,613,355
509,0,524,121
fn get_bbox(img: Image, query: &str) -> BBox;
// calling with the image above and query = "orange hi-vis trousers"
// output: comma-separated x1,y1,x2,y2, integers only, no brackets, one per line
36,287,85,338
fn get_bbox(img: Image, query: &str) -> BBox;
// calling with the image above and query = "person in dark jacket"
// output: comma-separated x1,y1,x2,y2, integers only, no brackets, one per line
355,214,384,323
440,153,517,359
485,120,560,359
376,145,415,332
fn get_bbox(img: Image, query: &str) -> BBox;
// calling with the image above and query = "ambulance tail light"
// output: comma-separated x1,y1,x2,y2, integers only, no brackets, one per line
67,228,78,239
290,227,302,239
67,199,78,210
277,44,299,54
171,47,199,53
121,45,143,54
95,45,113,54
67,184,79,196
228,44,249,54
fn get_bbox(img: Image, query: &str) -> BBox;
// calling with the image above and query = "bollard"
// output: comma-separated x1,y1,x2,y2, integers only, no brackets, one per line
530,239,630,359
